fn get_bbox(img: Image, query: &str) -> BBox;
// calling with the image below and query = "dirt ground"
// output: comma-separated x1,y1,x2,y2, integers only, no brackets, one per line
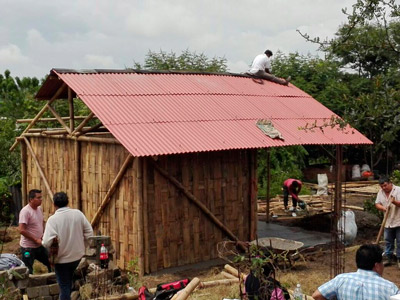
1,192,397,299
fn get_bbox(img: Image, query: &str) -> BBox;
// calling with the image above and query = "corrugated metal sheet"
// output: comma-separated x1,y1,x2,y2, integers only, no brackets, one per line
36,69,372,157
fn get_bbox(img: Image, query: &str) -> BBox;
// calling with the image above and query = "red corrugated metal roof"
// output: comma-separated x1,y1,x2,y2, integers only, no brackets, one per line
36,69,372,157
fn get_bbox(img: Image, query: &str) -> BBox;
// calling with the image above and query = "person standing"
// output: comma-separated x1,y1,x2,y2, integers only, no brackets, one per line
247,50,291,86
312,244,399,300
375,176,400,267
19,189,52,274
42,192,93,300
283,178,302,213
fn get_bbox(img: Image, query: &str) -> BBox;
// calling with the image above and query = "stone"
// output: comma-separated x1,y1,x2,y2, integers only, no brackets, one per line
28,272,57,287
26,286,40,298
36,296,53,300
16,278,29,289
49,283,60,295
71,290,80,300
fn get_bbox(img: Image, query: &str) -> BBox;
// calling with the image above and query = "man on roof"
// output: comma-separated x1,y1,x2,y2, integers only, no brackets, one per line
247,50,291,86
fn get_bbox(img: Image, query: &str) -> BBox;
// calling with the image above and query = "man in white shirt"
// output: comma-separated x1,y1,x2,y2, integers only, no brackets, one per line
42,192,93,300
375,177,400,268
247,50,291,86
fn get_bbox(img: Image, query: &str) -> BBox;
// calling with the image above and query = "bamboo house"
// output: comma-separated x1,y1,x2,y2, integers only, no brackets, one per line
12,69,372,274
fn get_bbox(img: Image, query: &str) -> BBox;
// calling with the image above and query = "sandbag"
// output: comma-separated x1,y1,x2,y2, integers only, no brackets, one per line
316,174,328,195
338,210,357,246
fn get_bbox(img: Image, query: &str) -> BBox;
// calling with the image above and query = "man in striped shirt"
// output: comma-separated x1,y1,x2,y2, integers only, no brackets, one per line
312,244,399,300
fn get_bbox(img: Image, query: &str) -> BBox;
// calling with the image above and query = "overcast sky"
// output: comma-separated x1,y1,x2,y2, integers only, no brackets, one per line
0,0,356,79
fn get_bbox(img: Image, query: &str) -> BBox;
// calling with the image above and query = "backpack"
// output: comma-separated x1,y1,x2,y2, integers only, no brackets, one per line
138,279,190,300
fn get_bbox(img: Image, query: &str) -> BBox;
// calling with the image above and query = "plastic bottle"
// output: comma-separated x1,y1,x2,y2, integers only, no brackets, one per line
293,283,303,300
99,243,109,269
24,251,30,258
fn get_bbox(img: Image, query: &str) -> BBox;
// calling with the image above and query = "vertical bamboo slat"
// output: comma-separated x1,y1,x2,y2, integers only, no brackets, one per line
143,158,150,273
21,141,27,206
136,157,144,276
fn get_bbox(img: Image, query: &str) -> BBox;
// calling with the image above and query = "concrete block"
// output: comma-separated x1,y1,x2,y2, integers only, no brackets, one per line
26,286,40,298
38,285,50,297
16,278,29,289
12,266,29,277
28,272,56,287
48,283,60,295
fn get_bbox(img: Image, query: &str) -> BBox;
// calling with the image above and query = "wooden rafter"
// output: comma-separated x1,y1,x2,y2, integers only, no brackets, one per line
72,112,94,136
10,82,67,151
20,133,120,144
23,137,54,200
16,116,92,123
47,105,71,134
150,158,242,243
76,122,104,137
91,154,134,228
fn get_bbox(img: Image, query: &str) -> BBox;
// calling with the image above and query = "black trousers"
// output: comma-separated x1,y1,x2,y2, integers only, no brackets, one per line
283,185,297,208
21,246,52,274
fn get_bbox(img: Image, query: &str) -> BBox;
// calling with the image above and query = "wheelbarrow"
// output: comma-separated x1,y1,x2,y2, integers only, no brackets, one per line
250,237,304,269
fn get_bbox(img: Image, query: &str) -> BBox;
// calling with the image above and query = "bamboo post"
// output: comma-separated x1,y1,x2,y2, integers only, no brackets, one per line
143,157,150,274
10,82,66,151
20,141,28,205
75,122,103,137
16,116,90,123
91,154,134,228
47,105,71,134
72,112,94,135
375,199,392,244
150,159,242,244
221,271,237,279
136,157,145,276
23,137,54,200
224,264,246,281
197,278,239,289
266,148,271,223
249,150,257,240
68,87,74,132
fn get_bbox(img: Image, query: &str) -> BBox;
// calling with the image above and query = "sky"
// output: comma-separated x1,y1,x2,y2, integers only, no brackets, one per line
0,0,356,79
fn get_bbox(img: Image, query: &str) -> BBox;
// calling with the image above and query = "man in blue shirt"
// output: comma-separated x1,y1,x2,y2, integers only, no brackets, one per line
312,244,399,300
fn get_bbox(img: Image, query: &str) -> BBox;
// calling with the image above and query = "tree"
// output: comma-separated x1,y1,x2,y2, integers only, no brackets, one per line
133,49,228,72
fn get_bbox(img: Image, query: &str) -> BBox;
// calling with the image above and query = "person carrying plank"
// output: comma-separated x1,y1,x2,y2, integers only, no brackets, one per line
375,176,400,267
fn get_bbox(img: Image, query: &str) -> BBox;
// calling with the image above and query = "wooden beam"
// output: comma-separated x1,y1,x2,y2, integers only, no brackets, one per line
47,104,71,134
266,149,271,223
10,82,66,151
68,87,74,132
75,122,103,137
143,157,150,274
72,112,94,136
91,154,134,228
150,159,241,243
74,140,82,211
23,137,54,200
249,150,257,240
16,116,91,123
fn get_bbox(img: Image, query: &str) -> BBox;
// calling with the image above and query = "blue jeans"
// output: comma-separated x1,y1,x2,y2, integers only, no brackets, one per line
55,260,80,300
384,227,400,258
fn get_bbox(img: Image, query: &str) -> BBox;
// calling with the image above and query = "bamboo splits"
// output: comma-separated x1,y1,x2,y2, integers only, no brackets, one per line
23,137,54,200
91,154,134,228
150,158,242,244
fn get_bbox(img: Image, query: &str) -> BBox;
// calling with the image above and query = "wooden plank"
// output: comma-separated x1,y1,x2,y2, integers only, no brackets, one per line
91,154,134,228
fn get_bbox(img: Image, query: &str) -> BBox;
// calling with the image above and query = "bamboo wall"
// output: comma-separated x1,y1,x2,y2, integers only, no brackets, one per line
23,136,257,273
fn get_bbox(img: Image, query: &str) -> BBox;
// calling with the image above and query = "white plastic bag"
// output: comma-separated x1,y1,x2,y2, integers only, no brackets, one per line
352,164,361,180
338,210,357,246
316,173,328,195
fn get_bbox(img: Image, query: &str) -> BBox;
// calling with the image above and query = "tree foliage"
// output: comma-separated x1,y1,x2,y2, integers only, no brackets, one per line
133,49,228,72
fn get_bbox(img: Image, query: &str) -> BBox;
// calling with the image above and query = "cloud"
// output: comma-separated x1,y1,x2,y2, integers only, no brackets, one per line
84,54,116,68
0,44,29,64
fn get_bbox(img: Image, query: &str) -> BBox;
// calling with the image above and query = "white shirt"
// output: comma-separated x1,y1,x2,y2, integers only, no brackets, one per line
375,185,400,228
42,207,93,263
249,54,272,74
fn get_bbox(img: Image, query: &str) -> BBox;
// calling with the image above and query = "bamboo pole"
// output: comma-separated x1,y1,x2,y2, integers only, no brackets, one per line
21,133,120,144
75,140,82,211
172,277,200,300
72,112,94,135
266,148,271,223
10,83,66,151
91,154,134,228
68,87,74,132
23,137,54,200
47,104,71,134
221,271,237,280
224,264,246,281
20,141,28,206
197,278,239,289
136,157,145,276
249,150,257,240
143,157,150,274
75,122,103,137
150,159,242,244
16,116,90,123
